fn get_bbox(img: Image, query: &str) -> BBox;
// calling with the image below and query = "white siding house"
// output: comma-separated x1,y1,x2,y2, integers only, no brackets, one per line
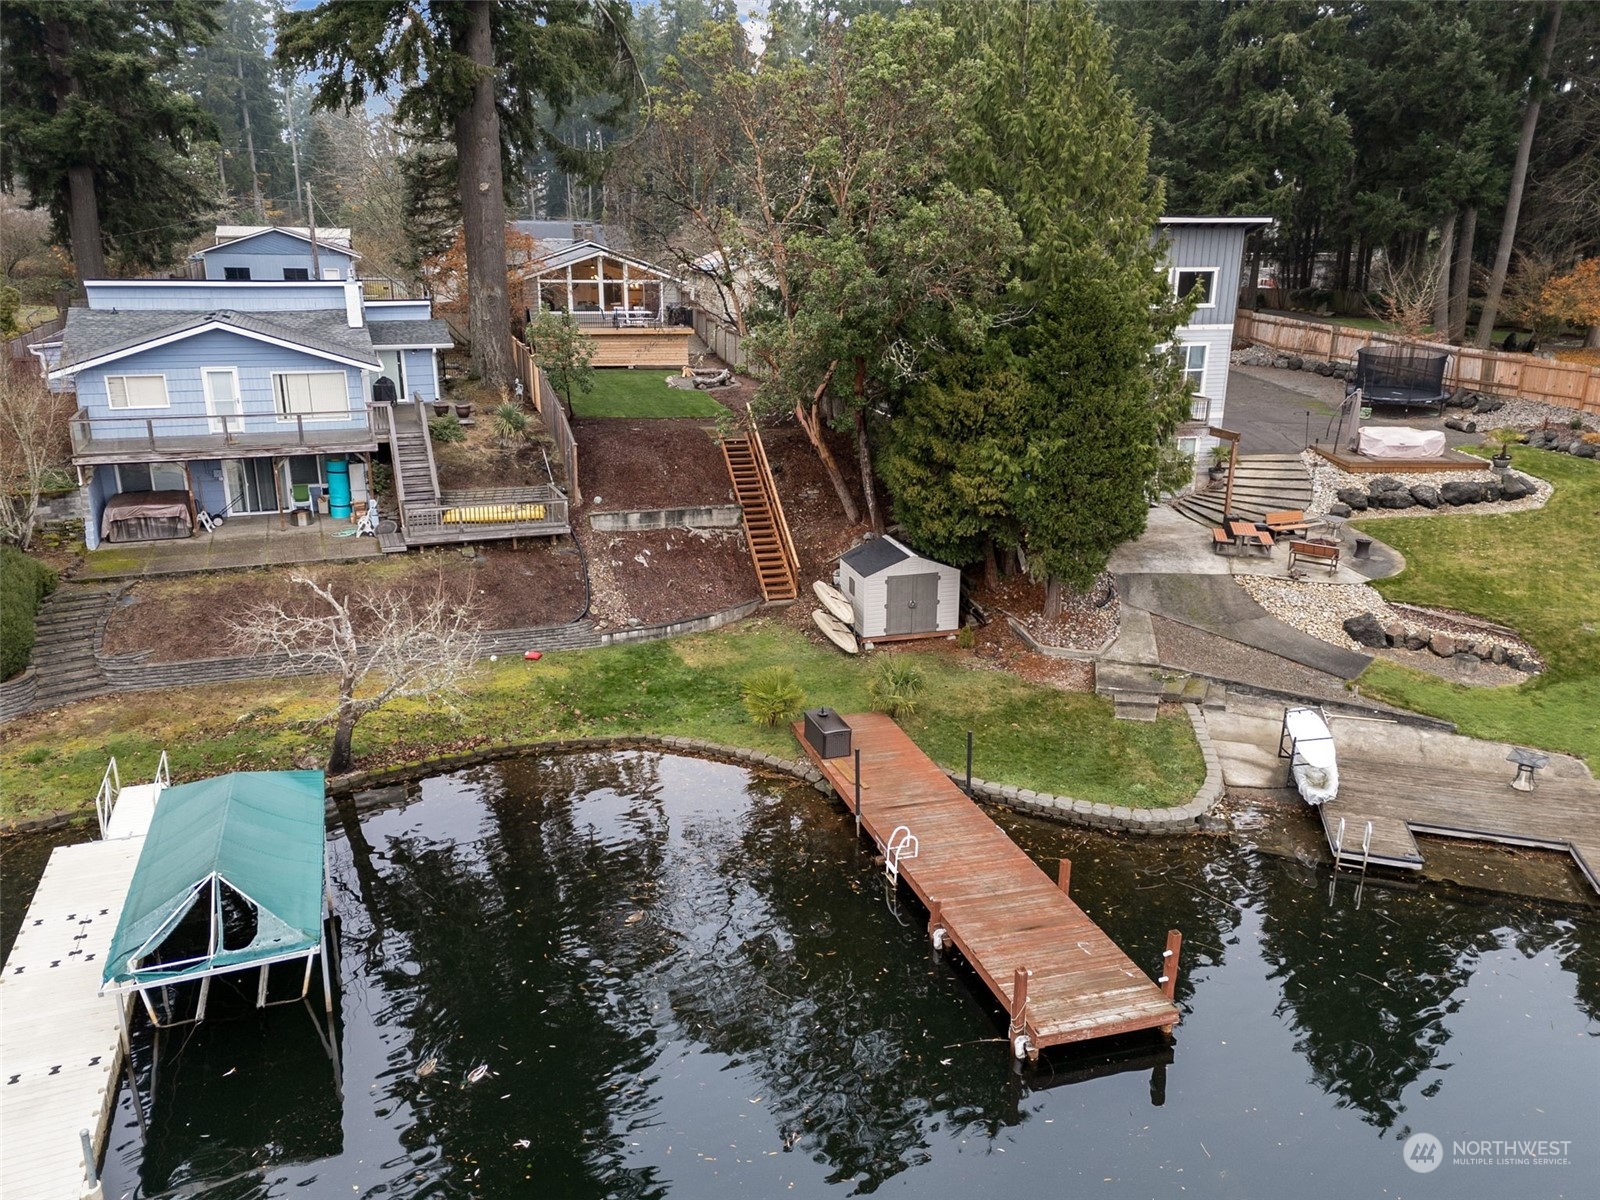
837,536,961,640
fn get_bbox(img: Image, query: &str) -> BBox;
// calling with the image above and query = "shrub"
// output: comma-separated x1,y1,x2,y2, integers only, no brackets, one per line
428,413,466,443
490,401,529,447
0,545,57,679
955,624,976,650
741,665,805,727
868,656,925,719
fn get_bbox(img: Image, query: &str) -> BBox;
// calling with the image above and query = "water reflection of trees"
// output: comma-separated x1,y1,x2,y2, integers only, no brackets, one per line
1250,865,1600,1130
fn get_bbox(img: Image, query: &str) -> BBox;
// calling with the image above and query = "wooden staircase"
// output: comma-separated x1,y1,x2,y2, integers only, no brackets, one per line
388,402,442,536
720,420,800,603
1170,453,1314,527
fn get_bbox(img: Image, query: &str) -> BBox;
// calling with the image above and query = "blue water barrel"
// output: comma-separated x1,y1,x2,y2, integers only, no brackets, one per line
326,457,352,519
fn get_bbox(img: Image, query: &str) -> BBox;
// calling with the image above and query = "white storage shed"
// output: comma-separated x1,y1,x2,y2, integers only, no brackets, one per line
837,535,961,640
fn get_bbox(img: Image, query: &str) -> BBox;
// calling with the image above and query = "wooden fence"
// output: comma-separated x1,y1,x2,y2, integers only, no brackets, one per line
6,316,63,364
510,334,582,505
690,306,747,370
1235,311,1600,416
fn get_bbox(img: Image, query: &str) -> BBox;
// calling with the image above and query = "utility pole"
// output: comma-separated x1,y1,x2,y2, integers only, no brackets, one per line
306,183,321,279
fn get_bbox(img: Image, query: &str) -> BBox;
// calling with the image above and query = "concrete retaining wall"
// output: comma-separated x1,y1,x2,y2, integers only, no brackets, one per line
589,505,742,532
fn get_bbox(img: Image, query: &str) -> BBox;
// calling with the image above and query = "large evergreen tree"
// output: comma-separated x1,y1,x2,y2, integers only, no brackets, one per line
0,0,219,280
277,0,636,387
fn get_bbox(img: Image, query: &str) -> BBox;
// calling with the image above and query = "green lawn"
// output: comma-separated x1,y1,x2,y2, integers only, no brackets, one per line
1353,448,1600,767
568,369,728,419
0,622,1204,822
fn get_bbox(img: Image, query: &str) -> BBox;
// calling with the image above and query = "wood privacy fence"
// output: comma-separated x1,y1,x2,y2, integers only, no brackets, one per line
690,306,748,370
1235,311,1600,416
510,335,582,505
6,316,63,364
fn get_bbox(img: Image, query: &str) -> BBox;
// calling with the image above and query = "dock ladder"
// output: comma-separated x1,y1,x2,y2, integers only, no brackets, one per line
884,825,919,886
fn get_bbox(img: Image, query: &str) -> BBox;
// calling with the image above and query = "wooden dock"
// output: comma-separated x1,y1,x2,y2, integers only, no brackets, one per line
793,714,1179,1054
1321,757,1600,891
1,839,143,1200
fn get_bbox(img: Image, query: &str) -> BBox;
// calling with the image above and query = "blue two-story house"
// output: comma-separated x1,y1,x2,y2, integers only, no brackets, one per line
190,225,359,282
50,231,453,547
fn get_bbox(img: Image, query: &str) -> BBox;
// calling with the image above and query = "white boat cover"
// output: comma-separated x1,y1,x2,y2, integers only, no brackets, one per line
1357,426,1447,459
1284,706,1339,805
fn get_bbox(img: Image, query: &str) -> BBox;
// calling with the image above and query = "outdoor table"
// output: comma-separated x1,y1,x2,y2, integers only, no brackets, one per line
1507,747,1550,792
1228,520,1273,554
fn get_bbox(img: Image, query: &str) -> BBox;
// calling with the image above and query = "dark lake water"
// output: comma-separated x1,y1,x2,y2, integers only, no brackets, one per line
5,751,1597,1198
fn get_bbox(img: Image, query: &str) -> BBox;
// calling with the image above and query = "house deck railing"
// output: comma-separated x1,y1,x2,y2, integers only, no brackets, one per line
70,406,385,461
400,485,570,544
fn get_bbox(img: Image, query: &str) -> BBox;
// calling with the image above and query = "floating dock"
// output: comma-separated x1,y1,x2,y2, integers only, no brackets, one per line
1322,758,1600,891
794,713,1180,1054
1,838,143,1200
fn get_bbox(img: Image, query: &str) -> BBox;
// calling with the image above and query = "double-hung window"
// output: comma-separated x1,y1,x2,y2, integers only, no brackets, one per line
273,371,349,420
283,267,311,281
223,266,252,281
106,374,169,409
1182,344,1207,392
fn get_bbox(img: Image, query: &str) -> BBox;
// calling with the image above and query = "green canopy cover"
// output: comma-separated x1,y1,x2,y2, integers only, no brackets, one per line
102,771,327,990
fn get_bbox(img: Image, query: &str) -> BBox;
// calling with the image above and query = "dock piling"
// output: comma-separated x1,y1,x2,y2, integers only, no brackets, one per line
1057,858,1071,896
965,731,973,797
853,748,862,836
1009,967,1033,1058
1159,929,1183,1034
928,899,946,951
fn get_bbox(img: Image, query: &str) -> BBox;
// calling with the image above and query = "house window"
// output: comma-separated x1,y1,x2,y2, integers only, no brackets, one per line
273,371,349,419
1182,344,1207,392
1174,269,1216,306
283,267,311,281
1177,437,1199,462
116,462,186,492
224,266,252,281
106,374,169,409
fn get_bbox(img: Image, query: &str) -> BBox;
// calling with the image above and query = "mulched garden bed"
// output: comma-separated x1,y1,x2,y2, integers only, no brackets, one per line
101,544,587,663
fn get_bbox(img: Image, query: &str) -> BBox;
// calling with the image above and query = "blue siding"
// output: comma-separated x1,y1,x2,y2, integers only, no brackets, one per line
365,300,433,322
75,329,371,441
401,349,440,402
201,230,354,281
1162,223,1253,325
85,465,112,549
190,458,227,514
85,280,348,313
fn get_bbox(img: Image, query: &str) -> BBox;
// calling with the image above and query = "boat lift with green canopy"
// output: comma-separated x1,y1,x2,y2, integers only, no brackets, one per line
100,770,333,1027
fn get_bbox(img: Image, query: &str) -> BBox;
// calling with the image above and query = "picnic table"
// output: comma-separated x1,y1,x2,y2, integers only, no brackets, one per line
1228,519,1274,555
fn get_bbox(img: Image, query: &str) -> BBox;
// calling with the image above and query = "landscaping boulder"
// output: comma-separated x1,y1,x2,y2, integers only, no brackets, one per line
1328,502,1353,518
1471,640,1495,661
1498,473,1535,500
1313,361,1334,376
1409,484,1441,508
1474,395,1505,415
1335,487,1369,510
1382,621,1406,646
1574,441,1598,459
1367,475,1406,494
1342,613,1389,649
1286,355,1304,370
1526,429,1559,449
1490,644,1509,665
1375,489,1415,509
1402,629,1431,651
1440,480,1483,506
1428,633,1458,658
1444,388,1474,409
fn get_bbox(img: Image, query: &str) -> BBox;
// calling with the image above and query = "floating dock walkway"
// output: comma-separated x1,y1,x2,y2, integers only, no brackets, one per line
1,838,143,1200
794,713,1180,1055
1321,757,1600,890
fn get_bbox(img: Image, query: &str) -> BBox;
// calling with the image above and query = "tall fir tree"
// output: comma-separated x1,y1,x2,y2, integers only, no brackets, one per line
0,0,219,279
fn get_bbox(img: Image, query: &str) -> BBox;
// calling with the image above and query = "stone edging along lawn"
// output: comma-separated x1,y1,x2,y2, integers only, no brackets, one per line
2,705,1225,839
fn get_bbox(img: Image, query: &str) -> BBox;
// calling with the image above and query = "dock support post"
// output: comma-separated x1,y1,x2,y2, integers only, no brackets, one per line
928,899,945,951
1159,929,1183,1035
853,748,862,837
965,731,973,797
1008,966,1032,1057
80,1128,100,1196
1057,858,1071,897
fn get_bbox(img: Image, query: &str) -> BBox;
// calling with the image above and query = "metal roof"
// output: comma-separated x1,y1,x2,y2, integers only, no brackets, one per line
102,771,327,991
840,536,911,577
367,319,454,349
523,240,678,280
200,225,359,255
53,307,381,375
1159,215,1273,226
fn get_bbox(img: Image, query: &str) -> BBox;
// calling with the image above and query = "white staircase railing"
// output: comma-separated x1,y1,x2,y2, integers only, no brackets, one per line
94,757,122,837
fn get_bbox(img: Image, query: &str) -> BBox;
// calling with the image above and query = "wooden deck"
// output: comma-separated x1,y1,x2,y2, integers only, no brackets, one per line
1,839,143,1199
793,713,1179,1053
1321,757,1600,890
1312,445,1487,474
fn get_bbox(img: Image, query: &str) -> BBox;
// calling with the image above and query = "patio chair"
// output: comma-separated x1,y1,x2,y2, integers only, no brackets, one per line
289,483,314,513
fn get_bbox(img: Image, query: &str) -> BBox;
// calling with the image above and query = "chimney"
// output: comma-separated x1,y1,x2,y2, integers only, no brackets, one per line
344,280,363,329
572,222,592,242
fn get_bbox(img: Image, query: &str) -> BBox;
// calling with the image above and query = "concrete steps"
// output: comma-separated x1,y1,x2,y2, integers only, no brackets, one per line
1096,661,1228,722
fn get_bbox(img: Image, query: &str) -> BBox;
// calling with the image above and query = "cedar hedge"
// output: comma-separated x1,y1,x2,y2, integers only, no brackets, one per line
1,546,57,680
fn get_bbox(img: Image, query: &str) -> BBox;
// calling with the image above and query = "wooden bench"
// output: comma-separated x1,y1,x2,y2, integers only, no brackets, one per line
1289,539,1341,574
1264,509,1317,536
1211,527,1236,555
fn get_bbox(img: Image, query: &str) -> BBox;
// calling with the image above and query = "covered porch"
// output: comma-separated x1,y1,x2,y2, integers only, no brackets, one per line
77,508,380,579
523,242,693,368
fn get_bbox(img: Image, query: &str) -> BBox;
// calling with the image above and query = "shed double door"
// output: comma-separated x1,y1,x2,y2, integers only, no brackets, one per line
885,572,940,635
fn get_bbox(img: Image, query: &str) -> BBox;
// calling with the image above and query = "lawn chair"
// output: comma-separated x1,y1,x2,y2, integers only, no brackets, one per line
289,483,314,515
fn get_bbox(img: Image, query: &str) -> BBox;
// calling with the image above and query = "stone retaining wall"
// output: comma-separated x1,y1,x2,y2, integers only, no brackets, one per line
589,505,744,532
1004,615,1117,661
0,668,39,722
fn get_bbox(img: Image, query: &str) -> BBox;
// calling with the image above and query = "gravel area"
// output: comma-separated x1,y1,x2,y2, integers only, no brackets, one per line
1301,449,1553,517
1149,614,1356,702
983,571,1120,652
1234,574,1540,682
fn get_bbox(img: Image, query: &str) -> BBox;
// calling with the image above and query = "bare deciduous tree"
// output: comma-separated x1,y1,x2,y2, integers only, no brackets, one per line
0,360,75,549
1368,252,1447,341
233,574,483,775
